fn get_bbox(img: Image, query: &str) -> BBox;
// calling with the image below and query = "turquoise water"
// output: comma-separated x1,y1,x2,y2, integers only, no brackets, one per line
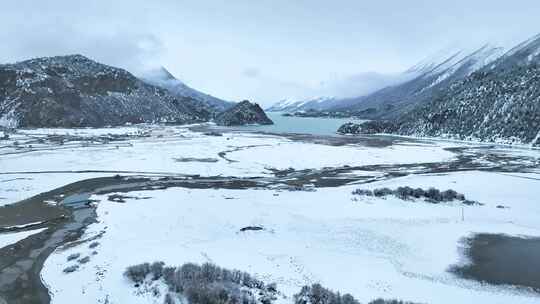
241,112,363,136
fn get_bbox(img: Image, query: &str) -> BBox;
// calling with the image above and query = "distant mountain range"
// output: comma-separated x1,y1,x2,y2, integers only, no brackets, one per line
337,33,540,146
266,97,340,112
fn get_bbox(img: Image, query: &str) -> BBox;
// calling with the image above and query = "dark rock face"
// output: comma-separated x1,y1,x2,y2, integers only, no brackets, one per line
337,121,397,135
214,100,273,126
0,55,211,128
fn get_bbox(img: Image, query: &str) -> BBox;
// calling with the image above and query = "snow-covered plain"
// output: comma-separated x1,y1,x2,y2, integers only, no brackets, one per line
0,125,455,206
0,125,455,176
1,124,540,304
42,171,540,304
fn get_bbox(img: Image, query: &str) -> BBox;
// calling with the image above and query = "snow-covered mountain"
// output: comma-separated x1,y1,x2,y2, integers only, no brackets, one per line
339,33,540,146
392,34,540,146
329,43,505,118
140,67,234,112
0,55,212,128
267,44,503,115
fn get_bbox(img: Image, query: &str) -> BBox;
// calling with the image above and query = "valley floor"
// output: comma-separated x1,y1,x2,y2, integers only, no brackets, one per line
1,124,539,304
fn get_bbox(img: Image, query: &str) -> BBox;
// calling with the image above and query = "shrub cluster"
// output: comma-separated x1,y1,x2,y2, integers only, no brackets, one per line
352,186,479,205
369,300,422,304
294,284,422,304
66,253,81,261
294,284,360,304
125,262,151,283
126,263,424,304
125,262,276,304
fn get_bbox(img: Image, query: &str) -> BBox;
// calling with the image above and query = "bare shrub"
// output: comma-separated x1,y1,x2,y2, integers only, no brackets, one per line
351,189,373,196
373,188,393,197
67,253,81,261
63,265,79,273
395,186,414,200
294,283,360,304
412,188,425,198
124,263,151,283
164,293,176,304
353,186,475,205
369,299,422,304
425,188,442,202
78,256,90,264
151,261,165,280
126,262,275,304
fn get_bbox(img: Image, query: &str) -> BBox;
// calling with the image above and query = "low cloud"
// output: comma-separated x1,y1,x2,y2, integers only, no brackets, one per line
0,23,164,74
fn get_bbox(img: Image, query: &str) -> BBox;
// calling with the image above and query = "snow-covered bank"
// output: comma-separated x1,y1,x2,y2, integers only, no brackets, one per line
0,228,46,249
42,171,540,304
0,173,121,207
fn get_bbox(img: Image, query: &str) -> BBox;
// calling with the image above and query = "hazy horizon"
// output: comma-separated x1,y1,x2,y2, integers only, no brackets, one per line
2,0,539,106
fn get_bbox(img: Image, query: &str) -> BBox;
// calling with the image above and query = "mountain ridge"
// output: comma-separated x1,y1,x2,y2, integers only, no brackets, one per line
338,33,540,147
0,54,213,127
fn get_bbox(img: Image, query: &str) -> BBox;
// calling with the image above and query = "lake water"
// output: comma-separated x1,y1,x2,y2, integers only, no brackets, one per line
241,112,363,136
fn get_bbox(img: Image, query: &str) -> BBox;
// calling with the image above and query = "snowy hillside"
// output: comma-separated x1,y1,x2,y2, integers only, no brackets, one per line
329,44,504,119
338,33,540,146
388,34,540,146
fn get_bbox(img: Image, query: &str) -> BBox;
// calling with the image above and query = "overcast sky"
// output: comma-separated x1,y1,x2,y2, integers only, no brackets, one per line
1,0,539,106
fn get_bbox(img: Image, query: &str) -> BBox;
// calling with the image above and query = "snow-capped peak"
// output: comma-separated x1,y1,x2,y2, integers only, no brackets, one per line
139,67,233,111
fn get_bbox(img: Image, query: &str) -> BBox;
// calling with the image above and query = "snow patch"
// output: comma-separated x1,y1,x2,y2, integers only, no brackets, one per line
0,228,47,249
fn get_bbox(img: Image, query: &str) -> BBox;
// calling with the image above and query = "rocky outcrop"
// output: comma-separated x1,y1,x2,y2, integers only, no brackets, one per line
0,55,212,128
215,100,273,126
337,121,397,135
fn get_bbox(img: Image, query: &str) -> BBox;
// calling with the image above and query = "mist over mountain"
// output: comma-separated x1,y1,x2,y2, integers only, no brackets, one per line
267,71,416,112
269,43,504,116
140,67,234,112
